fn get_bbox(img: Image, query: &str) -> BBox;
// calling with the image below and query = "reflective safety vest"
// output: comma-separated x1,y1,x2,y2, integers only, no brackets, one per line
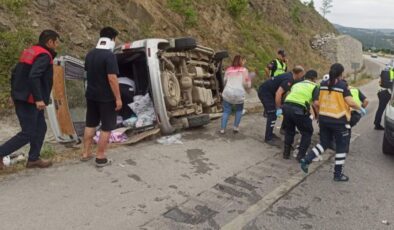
285,80,317,108
319,85,351,121
272,59,287,77
390,68,394,81
349,87,361,108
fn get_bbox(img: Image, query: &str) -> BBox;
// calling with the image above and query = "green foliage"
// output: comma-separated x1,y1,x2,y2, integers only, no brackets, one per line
40,143,56,159
291,5,302,25
320,0,333,18
168,0,198,27
0,0,27,13
227,0,248,18
0,29,35,109
302,0,314,8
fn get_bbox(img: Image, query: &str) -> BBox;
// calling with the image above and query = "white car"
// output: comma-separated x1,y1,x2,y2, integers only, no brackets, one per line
46,37,228,143
383,85,394,154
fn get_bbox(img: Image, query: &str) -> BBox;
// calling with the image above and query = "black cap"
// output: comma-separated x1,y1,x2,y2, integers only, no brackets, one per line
304,70,318,80
278,49,286,57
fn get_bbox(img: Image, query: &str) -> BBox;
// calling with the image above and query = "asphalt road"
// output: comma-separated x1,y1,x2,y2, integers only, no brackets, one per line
0,58,393,230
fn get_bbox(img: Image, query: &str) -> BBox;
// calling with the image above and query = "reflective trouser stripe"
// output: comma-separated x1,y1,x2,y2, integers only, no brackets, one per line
335,153,346,165
316,144,324,153
312,144,325,157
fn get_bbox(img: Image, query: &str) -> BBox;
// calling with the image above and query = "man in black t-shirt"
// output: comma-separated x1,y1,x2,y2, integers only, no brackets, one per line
82,27,122,167
258,66,305,145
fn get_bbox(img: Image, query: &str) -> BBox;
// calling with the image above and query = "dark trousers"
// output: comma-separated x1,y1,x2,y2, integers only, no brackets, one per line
374,90,391,126
304,122,350,177
283,104,313,157
258,90,276,141
0,101,47,161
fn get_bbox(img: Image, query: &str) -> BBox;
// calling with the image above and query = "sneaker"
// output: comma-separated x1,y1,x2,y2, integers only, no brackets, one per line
95,158,112,168
374,125,385,130
26,159,53,169
233,127,239,134
300,159,309,173
333,174,349,182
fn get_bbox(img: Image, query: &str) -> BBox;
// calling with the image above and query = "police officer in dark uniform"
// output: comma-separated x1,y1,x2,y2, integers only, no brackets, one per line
258,66,305,145
300,63,366,182
373,67,393,130
282,70,319,161
265,49,288,78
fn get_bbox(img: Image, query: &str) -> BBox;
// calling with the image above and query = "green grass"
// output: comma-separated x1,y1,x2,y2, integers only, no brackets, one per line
0,29,35,110
168,0,198,27
227,0,248,18
40,143,56,159
0,0,26,13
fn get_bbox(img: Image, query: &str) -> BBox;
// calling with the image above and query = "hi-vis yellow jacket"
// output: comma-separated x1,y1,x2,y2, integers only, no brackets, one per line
319,84,351,121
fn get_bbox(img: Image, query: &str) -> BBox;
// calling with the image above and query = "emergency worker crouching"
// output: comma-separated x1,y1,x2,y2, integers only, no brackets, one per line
282,70,319,161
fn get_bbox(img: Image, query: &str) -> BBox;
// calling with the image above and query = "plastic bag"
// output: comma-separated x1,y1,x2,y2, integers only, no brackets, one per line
128,93,156,128
222,86,245,104
157,134,183,145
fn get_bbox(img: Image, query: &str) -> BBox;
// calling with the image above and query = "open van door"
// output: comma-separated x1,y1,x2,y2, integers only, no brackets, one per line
47,56,85,143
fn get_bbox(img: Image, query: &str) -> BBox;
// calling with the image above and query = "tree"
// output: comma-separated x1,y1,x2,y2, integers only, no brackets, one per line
320,0,333,18
302,0,314,8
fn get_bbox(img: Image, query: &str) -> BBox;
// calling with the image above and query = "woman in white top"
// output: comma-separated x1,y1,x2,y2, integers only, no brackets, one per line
220,55,251,134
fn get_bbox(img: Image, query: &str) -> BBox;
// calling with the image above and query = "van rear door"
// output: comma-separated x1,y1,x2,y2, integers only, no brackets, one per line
47,56,85,143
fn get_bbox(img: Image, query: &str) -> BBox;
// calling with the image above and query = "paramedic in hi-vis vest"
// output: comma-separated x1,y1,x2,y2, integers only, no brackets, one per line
373,66,393,130
300,63,366,182
282,70,319,161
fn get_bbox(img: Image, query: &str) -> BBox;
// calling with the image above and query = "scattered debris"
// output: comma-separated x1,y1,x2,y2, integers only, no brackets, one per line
157,134,183,145
382,220,390,225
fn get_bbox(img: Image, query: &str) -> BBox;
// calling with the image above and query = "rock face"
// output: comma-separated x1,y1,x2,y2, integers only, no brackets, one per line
311,34,363,73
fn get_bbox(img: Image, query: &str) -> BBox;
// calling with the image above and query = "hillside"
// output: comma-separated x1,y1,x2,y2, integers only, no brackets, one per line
0,0,336,110
334,24,394,51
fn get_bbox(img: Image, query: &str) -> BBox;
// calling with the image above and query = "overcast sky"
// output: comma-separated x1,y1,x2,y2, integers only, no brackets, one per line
312,0,394,29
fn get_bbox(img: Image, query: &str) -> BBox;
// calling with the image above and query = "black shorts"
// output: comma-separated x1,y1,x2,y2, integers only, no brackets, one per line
85,99,117,131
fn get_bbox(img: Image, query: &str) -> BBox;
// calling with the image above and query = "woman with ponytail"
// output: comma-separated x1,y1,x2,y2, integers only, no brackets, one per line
300,63,366,182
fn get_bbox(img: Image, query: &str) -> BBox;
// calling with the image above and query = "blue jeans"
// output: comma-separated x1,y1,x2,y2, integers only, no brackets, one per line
221,100,244,129
0,100,47,161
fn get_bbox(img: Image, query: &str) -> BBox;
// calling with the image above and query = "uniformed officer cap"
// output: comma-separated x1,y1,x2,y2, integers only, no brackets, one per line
304,70,318,80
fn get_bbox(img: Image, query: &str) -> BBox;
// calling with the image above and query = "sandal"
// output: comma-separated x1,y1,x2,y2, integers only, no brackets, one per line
95,158,112,168
80,155,94,162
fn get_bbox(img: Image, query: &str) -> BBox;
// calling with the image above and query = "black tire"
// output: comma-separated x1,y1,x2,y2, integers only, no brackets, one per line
216,61,225,92
168,37,197,52
187,114,210,128
382,134,394,155
214,51,229,61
